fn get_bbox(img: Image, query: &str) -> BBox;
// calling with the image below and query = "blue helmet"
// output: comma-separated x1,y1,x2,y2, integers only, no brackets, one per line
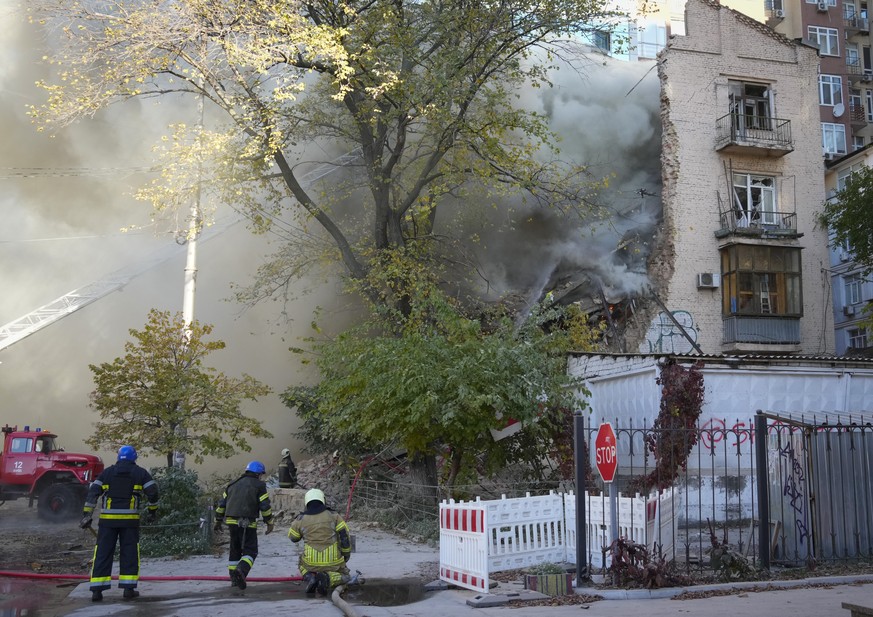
118,445,137,462
245,460,265,474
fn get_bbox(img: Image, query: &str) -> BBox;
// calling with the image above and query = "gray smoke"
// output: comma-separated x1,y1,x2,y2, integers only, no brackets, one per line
0,8,661,476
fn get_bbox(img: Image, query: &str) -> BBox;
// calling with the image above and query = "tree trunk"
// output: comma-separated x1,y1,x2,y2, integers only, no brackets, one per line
407,451,440,508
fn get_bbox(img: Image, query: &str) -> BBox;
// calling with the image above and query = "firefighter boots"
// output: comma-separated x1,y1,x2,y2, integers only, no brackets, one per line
91,590,103,602
122,588,140,600
316,572,330,596
303,572,317,594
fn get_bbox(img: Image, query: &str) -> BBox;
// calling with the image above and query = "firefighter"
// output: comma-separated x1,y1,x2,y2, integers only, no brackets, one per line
277,448,297,489
288,488,352,595
213,460,274,589
80,445,159,603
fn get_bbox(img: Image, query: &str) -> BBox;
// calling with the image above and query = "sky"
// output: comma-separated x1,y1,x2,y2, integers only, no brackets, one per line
0,2,662,478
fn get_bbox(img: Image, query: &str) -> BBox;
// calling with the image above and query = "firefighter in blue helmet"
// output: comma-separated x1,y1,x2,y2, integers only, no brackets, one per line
288,488,353,595
80,445,159,603
214,461,274,589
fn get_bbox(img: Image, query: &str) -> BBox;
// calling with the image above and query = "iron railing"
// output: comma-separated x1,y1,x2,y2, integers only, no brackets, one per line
716,113,793,151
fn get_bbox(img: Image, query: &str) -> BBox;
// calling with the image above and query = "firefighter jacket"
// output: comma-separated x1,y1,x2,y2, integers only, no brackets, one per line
278,455,297,488
215,472,273,528
83,460,159,528
288,503,351,570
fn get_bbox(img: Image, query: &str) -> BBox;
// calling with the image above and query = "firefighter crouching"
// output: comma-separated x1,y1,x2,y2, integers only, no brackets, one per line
80,445,159,603
213,460,274,590
288,488,352,595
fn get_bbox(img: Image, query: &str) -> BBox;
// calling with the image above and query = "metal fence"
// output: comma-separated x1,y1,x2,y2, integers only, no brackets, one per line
347,411,873,575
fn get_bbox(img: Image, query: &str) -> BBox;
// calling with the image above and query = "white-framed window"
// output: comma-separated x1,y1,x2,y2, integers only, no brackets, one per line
806,0,836,5
854,136,865,150
845,273,864,304
848,327,868,349
823,122,848,154
732,173,778,225
809,26,839,56
820,75,843,106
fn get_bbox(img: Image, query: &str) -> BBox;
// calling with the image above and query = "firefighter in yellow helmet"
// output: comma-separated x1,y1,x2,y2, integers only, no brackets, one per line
288,488,352,595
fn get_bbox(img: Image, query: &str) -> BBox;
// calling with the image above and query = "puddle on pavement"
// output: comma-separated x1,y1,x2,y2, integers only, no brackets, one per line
342,578,426,606
0,576,427,615
0,578,78,617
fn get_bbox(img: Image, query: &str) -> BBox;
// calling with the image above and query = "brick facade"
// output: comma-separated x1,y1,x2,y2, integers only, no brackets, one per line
634,0,835,355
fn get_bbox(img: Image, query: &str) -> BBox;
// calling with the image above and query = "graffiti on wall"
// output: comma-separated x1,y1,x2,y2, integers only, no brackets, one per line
778,436,810,547
641,310,698,354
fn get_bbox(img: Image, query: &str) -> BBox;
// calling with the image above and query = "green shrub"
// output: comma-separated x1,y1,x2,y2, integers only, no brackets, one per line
140,466,211,558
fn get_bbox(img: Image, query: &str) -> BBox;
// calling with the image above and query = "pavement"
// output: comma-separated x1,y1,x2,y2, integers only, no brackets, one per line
8,523,873,617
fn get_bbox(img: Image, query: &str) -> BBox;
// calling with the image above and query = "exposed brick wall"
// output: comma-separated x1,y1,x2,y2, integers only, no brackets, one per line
638,0,835,355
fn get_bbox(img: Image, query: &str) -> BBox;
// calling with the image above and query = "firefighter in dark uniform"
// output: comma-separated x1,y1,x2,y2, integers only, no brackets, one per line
288,488,352,595
80,445,159,602
213,460,274,589
278,448,297,488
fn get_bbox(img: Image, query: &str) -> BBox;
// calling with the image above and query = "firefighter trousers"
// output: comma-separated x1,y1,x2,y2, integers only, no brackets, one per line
90,525,140,591
228,524,259,579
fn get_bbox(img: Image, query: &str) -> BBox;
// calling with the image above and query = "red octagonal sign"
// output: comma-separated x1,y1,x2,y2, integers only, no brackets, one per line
595,422,618,483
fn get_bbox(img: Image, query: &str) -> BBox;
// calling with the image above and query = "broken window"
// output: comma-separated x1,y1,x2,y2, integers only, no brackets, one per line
721,245,802,316
732,173,777,226
729,81,773,135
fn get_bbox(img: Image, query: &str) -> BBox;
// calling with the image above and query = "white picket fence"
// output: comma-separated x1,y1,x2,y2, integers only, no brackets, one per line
439,489,678,593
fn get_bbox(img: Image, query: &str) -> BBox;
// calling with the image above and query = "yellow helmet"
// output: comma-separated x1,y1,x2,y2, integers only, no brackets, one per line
304,488,325,505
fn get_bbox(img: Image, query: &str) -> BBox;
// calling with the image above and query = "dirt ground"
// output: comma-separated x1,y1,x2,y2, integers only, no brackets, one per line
0,499,94,575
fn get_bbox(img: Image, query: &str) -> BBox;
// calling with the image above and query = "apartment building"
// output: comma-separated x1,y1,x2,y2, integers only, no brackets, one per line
625,0,836,355
767,0,871,156
824,148,873,355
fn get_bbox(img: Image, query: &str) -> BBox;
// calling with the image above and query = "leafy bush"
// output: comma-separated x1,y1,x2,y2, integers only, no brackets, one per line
140,466,211,558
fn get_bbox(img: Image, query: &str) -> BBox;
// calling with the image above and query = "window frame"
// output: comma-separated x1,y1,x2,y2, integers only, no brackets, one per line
819,75,843,107
808,26,840,56
721,245,804,317
822,122,848,155
848,326,868,349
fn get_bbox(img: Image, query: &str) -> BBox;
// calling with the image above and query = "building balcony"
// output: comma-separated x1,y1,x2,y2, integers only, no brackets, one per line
844,12,870,37
846,60,873,84
715,113,793,156
716,198,799,238
850,102,868,129
722,316,801,348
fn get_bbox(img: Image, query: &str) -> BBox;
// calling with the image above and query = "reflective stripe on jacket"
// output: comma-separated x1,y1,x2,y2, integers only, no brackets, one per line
215,472,272,526
288,509,351,569
83,460,159,528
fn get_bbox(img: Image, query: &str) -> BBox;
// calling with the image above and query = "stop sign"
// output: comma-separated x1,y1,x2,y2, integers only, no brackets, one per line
594,422,618,483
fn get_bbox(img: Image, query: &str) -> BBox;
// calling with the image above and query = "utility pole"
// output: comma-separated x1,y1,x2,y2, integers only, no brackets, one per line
173,80,205,470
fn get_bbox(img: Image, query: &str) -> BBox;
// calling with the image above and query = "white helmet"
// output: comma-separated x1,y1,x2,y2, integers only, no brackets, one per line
305,488,325,505
281,448,290,457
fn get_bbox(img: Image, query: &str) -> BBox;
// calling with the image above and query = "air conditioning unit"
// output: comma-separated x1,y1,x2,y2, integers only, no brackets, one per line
824,152,835,161
697,272,721,289
844,305,857,316
817,1,829,11
774,8,785,18
840,250,850,262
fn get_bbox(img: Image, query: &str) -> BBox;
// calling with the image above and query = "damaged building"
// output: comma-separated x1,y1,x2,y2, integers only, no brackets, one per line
605,0,835,356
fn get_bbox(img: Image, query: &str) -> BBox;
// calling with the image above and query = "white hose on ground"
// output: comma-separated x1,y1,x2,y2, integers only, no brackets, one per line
331,584,359,617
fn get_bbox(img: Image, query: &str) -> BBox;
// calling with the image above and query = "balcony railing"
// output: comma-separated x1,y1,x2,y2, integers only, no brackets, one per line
715,113,793,156
844,11,870,34
716,193,798,237
723,316,801,345
850,102,868,128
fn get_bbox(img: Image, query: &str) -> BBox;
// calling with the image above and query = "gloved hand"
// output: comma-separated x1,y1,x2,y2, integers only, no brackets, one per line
265,522,274,535
145,510,158,523
343,553,350,563
79,515,93,530
213,519,223,532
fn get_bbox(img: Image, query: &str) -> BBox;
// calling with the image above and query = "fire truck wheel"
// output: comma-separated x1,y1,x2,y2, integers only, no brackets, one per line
37,484,82,523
